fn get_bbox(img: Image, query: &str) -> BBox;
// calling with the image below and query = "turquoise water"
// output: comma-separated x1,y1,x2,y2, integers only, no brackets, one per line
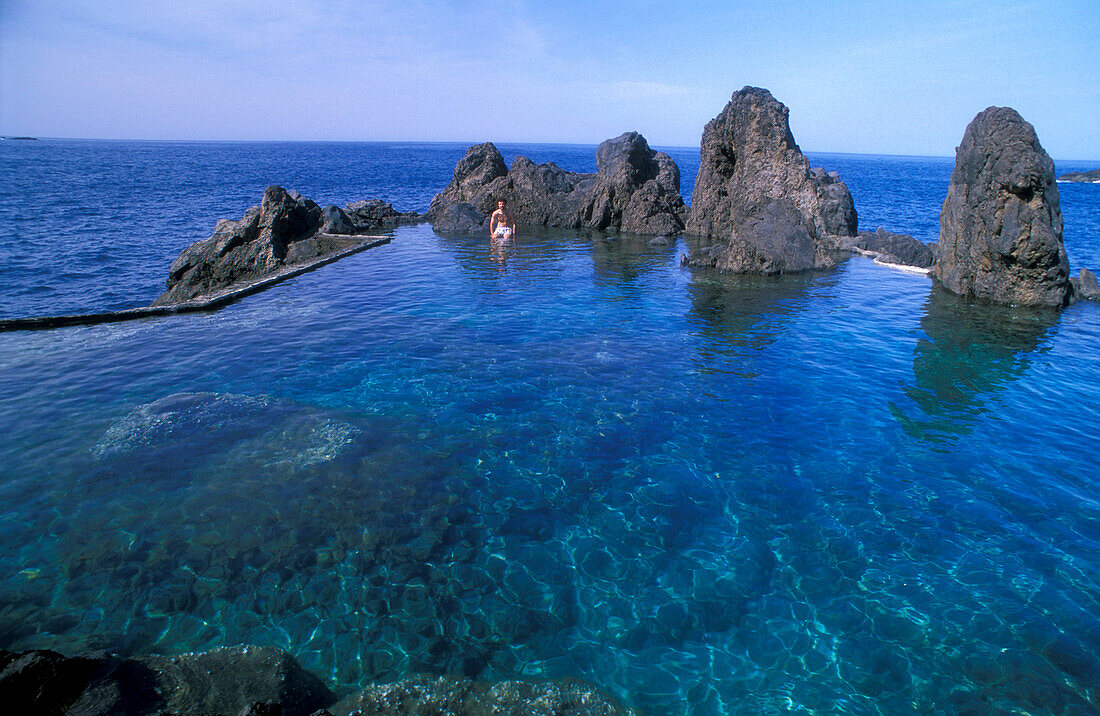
2,142,1100,714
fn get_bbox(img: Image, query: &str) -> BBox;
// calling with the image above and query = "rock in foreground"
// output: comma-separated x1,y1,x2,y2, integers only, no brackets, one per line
153,187,418,306
935,107,1071,306
0,646,335,716
331,674,636,716
427,132,686,235
683,86,857,274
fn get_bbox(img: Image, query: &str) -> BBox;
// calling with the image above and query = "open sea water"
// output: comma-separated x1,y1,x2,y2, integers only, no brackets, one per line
1,139,1099,715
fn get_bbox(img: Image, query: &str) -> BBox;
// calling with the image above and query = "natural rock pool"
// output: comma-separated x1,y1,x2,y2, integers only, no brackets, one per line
2,141,1099,714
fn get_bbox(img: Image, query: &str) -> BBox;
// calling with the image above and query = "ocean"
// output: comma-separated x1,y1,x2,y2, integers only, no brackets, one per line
1,139,1099,714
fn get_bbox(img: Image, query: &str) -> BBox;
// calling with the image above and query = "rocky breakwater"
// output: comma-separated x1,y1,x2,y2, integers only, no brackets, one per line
0,646,636,716
683,86,858,274
427,132,687,235
935,107,1072,306
152,187,419,307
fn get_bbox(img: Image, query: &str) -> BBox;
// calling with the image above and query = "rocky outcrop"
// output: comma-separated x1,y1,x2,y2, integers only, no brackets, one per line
1057,168,1100,183
0,647,635,716
683,87,857,274
153,187,410,306
833,228,937,269
0,646,335,716
935,107,1071,306
426,133,686,235
1071,268,1100,300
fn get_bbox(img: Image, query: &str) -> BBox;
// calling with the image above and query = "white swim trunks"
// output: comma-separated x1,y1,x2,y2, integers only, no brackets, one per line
493,226,513,238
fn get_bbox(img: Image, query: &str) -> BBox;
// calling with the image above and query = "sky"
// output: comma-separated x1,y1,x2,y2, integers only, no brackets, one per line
1,0,1097,158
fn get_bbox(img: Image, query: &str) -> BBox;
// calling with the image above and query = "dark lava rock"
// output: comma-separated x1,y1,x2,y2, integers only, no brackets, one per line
0,646,336,716
835,227,936,269
153,187,408,306
683,86,857,274
1071,267,1100,300
688,199,831,274
431,202,489,235
342,199,423,229
331,674,637,716
935,106,1071,306
1057,168,1100,182
427,133,686,235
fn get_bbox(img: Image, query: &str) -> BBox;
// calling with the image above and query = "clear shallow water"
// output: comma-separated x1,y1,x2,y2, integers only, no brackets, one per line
2,141,1100,715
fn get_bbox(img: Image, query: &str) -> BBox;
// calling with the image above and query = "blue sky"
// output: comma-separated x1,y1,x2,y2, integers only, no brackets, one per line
1,0,1097,158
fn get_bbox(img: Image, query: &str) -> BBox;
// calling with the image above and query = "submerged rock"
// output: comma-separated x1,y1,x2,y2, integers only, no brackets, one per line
426,133,686,235
683,87,857,274
0,646,336,716
935,107,1071,306
331,674,637,716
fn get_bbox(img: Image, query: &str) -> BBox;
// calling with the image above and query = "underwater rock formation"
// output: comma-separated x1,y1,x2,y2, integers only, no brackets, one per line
153,187,417,306
683,86,857,274
0,647,636,716
426,133,687,235
935,107,1071,306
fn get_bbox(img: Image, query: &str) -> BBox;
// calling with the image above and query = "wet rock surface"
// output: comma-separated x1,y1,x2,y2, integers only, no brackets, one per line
426,133,686,235
1071,267,1100,300
0,646,335,716
683,87,857,274
935,106,1071,306
331,674,637,716
0,648,637,716
153,188,414,307
833,228,937,269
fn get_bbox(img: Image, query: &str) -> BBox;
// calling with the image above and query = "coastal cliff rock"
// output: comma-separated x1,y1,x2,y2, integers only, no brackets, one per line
935,107,1071,306
1071,267,1100,300
153,187,414,306
1057,168,1100,183
683,87,857,274
426,133,686,235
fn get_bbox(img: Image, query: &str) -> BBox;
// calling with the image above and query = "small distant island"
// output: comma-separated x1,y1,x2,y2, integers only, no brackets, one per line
1,136,39,141
1057,168,1100,182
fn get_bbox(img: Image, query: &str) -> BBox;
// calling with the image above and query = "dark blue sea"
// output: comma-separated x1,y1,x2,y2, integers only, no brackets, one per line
1,140,1099,715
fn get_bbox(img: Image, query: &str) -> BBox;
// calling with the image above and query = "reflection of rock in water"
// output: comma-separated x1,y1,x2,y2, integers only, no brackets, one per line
590,234,679,287
892,285,1059,441
684,248,828,371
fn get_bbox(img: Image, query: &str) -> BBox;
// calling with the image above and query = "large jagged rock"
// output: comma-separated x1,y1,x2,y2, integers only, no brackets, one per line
153,188,414,306
935,107,1071,306
331,674,637,716
683,86,857,274
426,133,686,235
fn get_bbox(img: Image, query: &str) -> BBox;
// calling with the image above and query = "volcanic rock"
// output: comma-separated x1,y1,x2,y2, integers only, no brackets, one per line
833,227,936,269
1057,168,1100,183
683,87,857,274
1071,267,1100,300
427,133,686,235
935,107,1071,306
431,202,489,235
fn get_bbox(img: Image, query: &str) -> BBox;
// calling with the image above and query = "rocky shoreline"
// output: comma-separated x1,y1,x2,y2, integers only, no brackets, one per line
0,645,636,716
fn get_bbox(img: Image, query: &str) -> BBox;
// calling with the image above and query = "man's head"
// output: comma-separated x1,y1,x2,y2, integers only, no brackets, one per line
497,199,506,209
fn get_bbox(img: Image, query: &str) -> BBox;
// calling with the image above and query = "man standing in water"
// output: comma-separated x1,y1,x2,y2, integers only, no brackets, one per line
490,199,515,242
